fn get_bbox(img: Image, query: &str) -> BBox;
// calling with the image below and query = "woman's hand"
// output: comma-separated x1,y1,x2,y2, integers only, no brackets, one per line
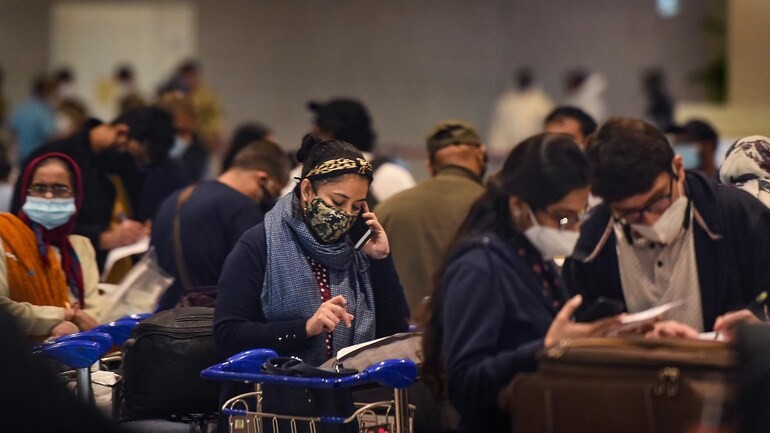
50,320,79,338
65,305,98,331
306,295,354,337
644,320,699,339
360,204,390,259
544,295,623,348
713,309,763,342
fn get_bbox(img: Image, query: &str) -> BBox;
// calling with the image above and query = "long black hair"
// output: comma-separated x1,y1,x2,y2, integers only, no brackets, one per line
420,133,590,396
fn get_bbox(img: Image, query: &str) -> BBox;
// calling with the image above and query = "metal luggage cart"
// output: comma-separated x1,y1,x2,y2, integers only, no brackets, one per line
201,348,418,433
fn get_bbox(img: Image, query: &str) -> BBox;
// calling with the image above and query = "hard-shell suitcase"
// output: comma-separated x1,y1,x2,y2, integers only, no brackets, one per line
498,337,737,433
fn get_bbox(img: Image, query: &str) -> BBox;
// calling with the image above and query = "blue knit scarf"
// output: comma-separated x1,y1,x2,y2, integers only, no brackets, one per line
262,193,376,366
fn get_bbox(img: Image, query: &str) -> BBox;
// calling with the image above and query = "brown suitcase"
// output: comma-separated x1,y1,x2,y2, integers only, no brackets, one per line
498,337,737,433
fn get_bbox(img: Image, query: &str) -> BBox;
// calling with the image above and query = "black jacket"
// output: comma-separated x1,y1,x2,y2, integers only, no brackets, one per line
563,171,770,331
439,233,567,433
11,119,141,267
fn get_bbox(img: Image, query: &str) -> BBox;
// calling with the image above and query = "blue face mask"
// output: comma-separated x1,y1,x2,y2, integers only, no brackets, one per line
672,143,701,170
22,197,76,229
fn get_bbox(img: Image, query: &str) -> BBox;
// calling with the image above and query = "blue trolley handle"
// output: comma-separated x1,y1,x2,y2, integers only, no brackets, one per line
201,348,418,390
33,331,113,405
92,312,151,346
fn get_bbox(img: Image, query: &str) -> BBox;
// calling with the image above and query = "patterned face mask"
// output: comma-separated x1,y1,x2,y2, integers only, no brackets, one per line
304,196,357,244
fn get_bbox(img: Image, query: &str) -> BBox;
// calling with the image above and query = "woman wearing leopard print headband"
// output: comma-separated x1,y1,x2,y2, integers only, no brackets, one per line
213,134,410,430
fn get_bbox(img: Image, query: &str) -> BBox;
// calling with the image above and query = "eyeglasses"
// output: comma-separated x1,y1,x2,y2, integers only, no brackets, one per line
612,175,674,224
28,183,73,198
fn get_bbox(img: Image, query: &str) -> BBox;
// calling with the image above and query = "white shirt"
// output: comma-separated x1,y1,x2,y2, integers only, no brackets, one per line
488,87,554,152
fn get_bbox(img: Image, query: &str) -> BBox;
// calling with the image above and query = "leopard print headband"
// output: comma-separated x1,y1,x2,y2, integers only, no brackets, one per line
305,158,373,180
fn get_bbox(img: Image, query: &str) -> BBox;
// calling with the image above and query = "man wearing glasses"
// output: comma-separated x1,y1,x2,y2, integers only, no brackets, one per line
563,117,770,339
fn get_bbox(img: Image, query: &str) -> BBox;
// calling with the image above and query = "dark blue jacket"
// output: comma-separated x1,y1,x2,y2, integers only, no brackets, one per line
563,171,770,331
439,233,566,433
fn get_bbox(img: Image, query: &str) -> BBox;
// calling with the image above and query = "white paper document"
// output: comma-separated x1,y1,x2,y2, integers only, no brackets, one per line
610,300,683,335
100,236,150,281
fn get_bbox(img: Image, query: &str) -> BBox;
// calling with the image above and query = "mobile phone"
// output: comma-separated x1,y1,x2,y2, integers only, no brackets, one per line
574,297,625,322
348,214,373,250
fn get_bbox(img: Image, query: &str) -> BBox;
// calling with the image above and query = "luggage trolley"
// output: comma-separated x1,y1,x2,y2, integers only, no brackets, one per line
202,348,418,433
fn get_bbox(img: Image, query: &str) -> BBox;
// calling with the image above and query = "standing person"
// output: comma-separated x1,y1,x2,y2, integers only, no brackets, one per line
114,64,146,115
377,120,486,312
0,141,12,212
421,133,622,433
543,105,597,149
298,98,416,205
642,68,675,133
670,119,719,178
177,60,224,153
152,139,290,310
563,69,608,123
10,75,56,164
156,91,208,182
221,122,274,173
0,153,99,338
563,117,770,337
488,67,554,154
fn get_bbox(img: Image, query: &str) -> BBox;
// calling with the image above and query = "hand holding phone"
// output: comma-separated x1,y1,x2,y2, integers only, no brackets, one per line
348,213,373,250
574,297,625,322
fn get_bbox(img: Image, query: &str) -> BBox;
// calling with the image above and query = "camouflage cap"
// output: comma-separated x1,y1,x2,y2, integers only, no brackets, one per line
426,119,482,156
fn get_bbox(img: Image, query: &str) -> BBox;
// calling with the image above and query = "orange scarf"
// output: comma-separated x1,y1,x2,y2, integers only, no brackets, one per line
0,213,68,308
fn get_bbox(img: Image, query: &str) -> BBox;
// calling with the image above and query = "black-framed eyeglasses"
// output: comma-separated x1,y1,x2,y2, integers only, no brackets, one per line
611,174,674,224
28,183,73,198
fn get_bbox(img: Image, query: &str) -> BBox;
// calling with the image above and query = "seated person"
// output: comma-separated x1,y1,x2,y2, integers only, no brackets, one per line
0,153,99,339
563,117,770,339
214,134,409,363
421,133,622,433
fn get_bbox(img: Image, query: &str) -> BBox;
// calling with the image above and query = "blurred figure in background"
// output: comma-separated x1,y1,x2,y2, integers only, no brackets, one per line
53,67,78,101
0,66,7,132
54,98,88,139
378,120,487,312
115,64,145,115
156,90,208,182
719,135,770,209
0,141,12,212
543,105,597,149
304,97,416,206
642,68,675,133
10,75,56,165
488,67,553,154
177,60,224,154
221,122,274,173
670,119,719,179
563,68,607,123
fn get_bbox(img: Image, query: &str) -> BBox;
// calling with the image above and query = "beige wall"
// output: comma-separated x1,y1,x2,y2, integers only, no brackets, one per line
728,0,770,105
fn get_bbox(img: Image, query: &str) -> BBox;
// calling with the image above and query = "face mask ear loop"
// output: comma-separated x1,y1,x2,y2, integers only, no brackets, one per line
525,204,540,229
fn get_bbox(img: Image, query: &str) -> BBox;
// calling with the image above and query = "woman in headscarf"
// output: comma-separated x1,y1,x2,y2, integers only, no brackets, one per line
719,135,770,208
0,152,100,339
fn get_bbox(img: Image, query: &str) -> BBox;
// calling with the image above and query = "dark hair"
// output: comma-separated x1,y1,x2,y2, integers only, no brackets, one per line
54,67,74,84
230,139,291,187
565,68,588,91
115,64,134,82
31,75,52,98
113,106,175,165
178,60,200,75
296,134,370,190
544,105,598,139
421,133,590,396
0,141,11,181
681,119,719,150
308,98,376,152
515,67,533,90
586,117,674,203
222,122,273,172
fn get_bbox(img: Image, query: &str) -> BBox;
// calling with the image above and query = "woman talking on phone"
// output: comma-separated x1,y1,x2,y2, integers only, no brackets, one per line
214,134,409,365
421,134,623,433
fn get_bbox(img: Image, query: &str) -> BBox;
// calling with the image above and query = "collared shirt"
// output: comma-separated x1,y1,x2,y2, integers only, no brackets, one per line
614,205,704,330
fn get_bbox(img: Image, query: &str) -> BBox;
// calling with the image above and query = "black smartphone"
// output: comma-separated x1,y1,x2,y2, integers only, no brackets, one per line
575,297,625,322
348,214,373,250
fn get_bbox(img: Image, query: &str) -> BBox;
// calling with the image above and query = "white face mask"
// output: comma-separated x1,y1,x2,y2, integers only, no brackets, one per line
630,195,688,245
522,205,580,260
